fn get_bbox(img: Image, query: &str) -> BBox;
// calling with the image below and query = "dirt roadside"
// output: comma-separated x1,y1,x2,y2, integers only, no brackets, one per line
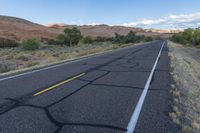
168,41,200,133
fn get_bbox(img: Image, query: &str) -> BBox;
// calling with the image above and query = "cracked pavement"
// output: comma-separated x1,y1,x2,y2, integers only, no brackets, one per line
0,41,180,133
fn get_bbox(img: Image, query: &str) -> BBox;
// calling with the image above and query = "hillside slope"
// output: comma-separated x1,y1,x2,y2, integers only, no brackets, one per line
0,15,60,41
0,15,172,41
48,24,172,38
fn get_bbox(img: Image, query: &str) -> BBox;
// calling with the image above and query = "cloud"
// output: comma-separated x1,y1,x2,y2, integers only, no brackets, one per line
45,12,200,30
119,12,200,29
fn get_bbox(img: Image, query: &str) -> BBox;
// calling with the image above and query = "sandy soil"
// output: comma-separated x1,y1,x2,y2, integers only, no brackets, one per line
168,41,200,133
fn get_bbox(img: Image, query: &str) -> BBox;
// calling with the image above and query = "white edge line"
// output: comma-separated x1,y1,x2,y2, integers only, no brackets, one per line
0,41,154,81
126,41,165,133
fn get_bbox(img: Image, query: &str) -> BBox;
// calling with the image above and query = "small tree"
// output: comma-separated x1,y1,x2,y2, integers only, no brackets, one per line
113,33,126,44
64,27,82,46
192,29,200,46
22,38,40,50
56,27,82,46
125,31,138,43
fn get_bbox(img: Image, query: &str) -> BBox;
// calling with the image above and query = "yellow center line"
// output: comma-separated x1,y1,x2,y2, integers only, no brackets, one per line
33,73,85,96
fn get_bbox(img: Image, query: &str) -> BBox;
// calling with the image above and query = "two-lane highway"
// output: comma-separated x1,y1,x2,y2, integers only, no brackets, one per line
0,41,180,133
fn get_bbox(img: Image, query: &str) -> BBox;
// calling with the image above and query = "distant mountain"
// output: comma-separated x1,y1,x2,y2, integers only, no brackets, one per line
0,15,60,41
0,15,175,41
47,24,175,38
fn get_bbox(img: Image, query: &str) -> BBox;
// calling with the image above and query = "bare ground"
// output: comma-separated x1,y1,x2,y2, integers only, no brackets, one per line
168,41,200,133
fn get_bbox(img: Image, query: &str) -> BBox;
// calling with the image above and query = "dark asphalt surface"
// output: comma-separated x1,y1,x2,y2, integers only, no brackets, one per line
0,40,180,133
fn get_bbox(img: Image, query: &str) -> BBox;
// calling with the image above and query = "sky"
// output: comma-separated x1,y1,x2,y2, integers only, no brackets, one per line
1,0,200,29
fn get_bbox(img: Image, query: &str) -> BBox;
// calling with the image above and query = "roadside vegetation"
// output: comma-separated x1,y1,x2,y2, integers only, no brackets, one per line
0,27,154,74
168,41,200,133
171,28,200,48
22,38,40,50
0,38,19,48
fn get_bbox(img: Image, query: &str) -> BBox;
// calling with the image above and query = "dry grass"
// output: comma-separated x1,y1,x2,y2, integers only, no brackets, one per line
0,42,135,75
168,41,200,133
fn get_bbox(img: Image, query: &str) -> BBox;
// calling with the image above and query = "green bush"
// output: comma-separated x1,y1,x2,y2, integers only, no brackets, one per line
64,27,82,46
124,31,138,43
82,36,94,44
57,27,82,46
41,37,59,45
0,63,15,73
171,28,200,46
113,33,126,44
56,34,68,45
0,38,19,48
22,38,40,50
144,36,153,42
95,36,107,42
192,29,200,46
47,39,60,45
113,31,147,44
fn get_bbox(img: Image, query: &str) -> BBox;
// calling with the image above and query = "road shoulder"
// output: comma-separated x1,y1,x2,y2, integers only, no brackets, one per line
168,41,200,132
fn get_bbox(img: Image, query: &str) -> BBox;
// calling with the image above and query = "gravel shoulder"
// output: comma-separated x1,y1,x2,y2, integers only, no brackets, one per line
168,41,200,133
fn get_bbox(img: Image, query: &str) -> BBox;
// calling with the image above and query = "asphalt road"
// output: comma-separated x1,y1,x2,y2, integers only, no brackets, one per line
0,40,180,133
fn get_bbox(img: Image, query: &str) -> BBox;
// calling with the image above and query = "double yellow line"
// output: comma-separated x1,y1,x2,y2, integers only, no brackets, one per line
33,73,85,96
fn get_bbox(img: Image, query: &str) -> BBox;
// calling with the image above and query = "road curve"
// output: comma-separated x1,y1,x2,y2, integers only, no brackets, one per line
0,41,180,133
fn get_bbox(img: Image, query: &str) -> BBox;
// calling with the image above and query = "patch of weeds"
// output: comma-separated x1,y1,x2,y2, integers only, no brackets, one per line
16,54,30,61
35,51,47,58
169,84,182,127
0,63,16,73
169,112,180,125
195,45,200,49
58,53,69,60
5,55,14,60
46,56,55,63
182,125,192,133
191,122,200,130
26,61,39,67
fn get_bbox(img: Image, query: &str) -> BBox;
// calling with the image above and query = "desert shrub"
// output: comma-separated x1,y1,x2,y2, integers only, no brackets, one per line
144,36,153,42
95,36,107,42
154,36,162,40
58,52,69,60
17,54,30,61
113,31,145,44
0,63,15,73
171,33,187,44
26,61,39,67
113,33,126,44
105,37,113,42
41,37,59,45
171,28,200,46
64,27,82,46
0,38,19,48
196,45,200,49
56,34,68,45
125,31,139,43
57,27,82,46
82,36,94,44
192,29,200,46
21,38,40,50
48,39,59,45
